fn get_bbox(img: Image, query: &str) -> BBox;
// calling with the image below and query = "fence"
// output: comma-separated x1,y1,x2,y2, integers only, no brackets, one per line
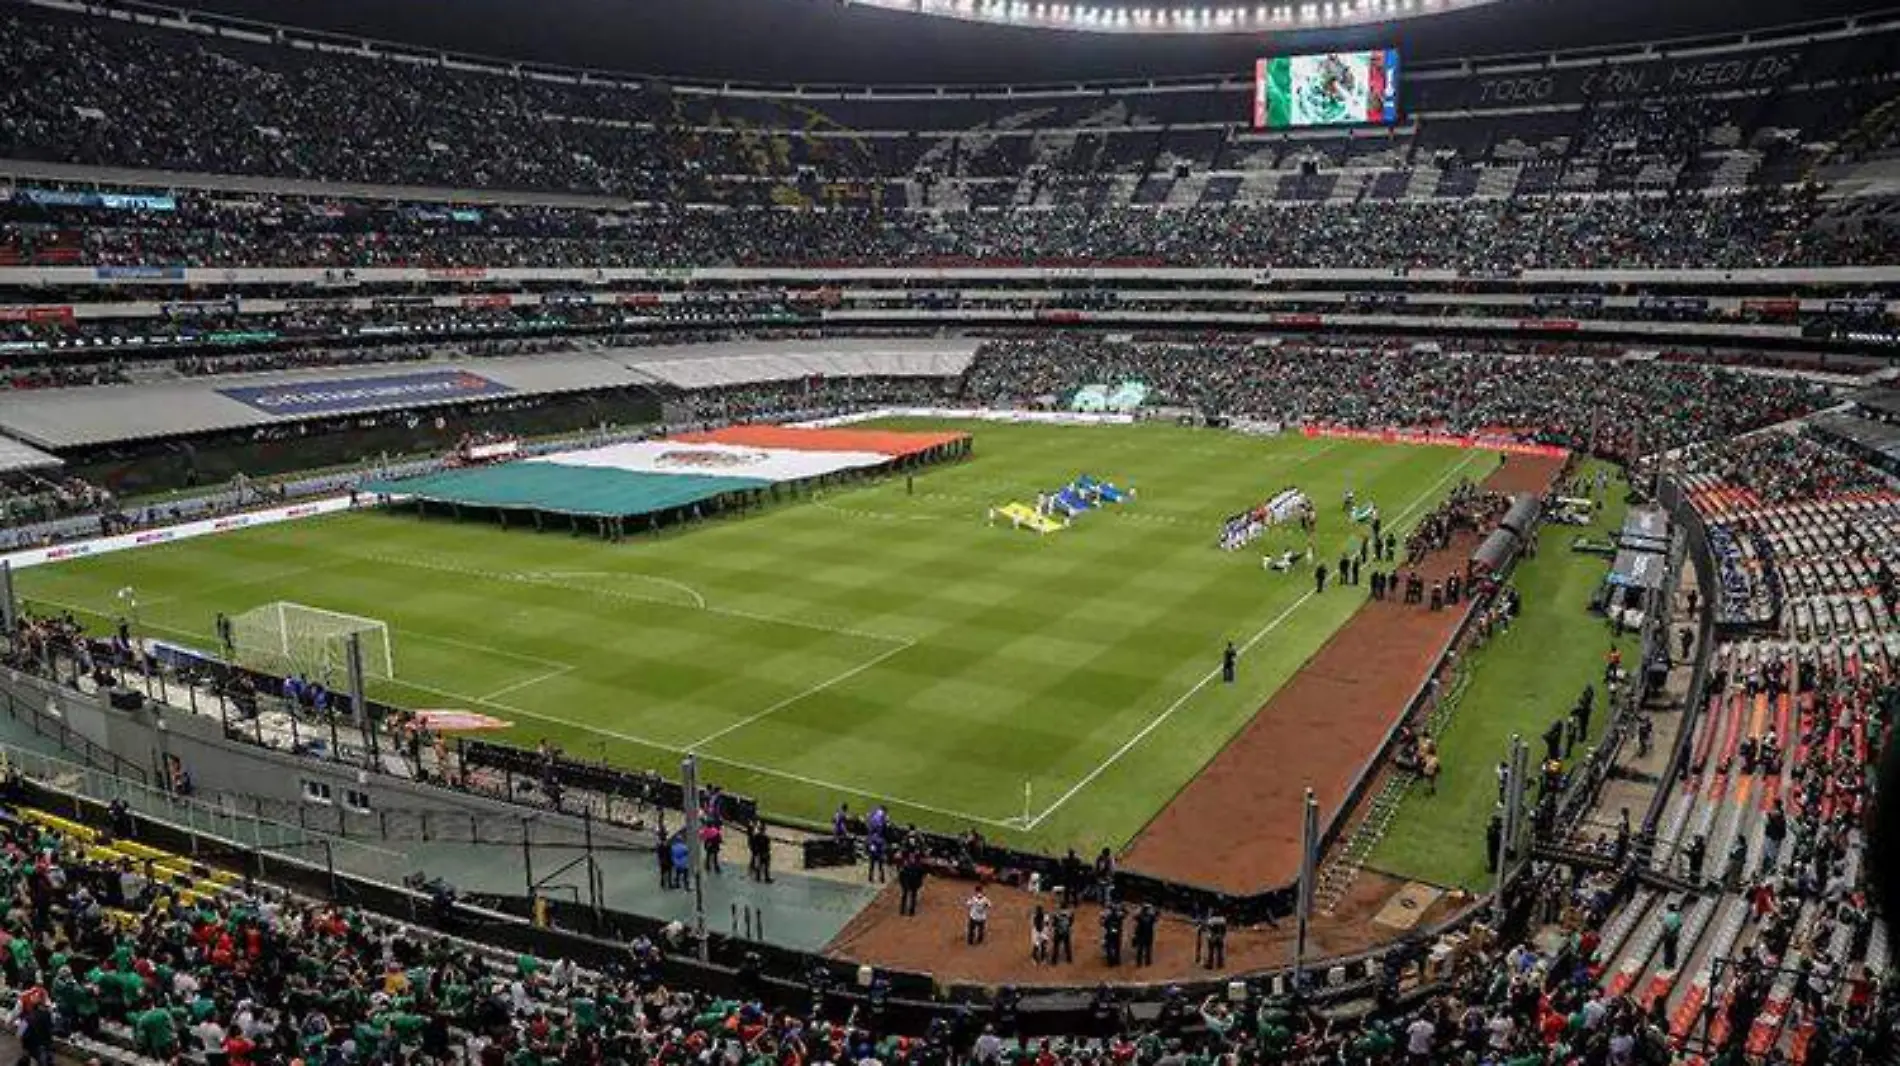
0,673,149,786
1,758,1507,1033
0,738,411,893
1644,473,1719,837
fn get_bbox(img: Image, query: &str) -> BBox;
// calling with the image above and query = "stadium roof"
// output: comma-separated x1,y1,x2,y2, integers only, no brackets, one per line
1852,387,1900,419
0,339,982,450
0,437,62,474
158,0,1897,83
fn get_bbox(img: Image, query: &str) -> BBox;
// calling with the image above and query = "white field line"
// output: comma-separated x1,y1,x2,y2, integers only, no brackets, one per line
351,551,903,645
27,598,206,643
684,640,915,751
407,631,579,671
1387,449,1491,530
67,559,340,617
37,596,1008,826
42,582,1008,824
599,573,706,609
691,749,1020,829
1021,592,1315,830
1022,446,1490,829
388,674,1017,828
31,593,579,705
476,664,576,703
521,570,707,607
1294,440,1344,466
810,500,946,525
32,445,1494,836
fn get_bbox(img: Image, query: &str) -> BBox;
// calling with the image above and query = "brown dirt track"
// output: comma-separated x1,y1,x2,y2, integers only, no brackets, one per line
1119,451,1564,893
825,450,1565,984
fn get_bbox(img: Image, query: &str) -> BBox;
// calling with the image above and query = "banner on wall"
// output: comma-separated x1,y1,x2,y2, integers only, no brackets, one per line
1300,424,1569,458
0,306,75,325
3,497,355,572
218,370,514,417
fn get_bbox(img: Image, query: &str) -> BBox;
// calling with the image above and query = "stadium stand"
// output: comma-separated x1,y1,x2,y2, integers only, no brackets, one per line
1,185,1892,269
0,0,1897,1059
1581,428,1898,1064
0,781,1802,1066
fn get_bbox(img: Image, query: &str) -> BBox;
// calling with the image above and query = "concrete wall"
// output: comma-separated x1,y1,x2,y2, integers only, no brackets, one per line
6,666,651,851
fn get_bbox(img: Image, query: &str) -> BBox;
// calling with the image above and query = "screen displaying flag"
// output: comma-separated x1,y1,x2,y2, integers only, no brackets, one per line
1253,49,1400,129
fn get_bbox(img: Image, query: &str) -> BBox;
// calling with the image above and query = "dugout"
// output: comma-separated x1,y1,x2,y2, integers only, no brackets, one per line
1619,507,1671,554
1469,527,1521,576
1498,493,1543,540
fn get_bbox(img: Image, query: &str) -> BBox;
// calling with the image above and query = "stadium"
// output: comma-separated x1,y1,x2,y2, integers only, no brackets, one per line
0,0,1895,1058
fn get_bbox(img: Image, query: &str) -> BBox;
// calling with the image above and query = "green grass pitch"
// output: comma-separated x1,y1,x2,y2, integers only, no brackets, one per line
19,419,1497,854
1368,460,1636,890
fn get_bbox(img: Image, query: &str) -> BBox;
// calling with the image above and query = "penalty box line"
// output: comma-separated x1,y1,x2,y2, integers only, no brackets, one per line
1023,446,1491,830
681,638,916,752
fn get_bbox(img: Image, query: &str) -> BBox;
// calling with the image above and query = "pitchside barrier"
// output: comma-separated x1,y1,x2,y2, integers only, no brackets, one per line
3,735,1449,1028
2,407,1638,995
1644,473,1720,838
4,623,1464,1000
0,566,1528,1009
0,495,359,572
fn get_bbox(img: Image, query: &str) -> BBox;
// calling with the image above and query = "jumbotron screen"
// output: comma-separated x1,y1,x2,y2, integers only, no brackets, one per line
1252,49,1401,129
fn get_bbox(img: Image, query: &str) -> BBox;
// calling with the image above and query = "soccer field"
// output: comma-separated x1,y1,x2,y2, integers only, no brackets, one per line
17,420,1494,853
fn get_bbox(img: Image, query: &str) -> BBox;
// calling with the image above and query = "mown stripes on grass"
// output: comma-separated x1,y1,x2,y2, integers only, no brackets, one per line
22,420,1492,853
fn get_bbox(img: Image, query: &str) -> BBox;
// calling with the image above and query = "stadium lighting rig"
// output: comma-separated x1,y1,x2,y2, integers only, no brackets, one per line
840,0,1491,32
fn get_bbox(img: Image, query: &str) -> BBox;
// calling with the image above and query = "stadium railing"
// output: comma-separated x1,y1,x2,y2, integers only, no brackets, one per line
0,670,150,786
1644,472,1719,838
0,629,1519,1008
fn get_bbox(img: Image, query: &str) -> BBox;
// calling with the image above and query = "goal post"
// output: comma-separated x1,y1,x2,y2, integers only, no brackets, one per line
228,601,395,683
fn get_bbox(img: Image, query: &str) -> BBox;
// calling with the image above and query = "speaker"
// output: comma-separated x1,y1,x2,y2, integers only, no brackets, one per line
108,687,144,712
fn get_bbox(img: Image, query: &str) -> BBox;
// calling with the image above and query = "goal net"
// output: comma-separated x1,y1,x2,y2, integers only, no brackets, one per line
227,602,395,684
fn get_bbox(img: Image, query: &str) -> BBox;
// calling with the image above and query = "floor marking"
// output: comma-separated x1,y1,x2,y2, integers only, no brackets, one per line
477,664,576,702
404,631,578,671
1023,447,1490,829
27,594,1013,828
684,640,915,751
1023,592,1315,830
385,675,1017,828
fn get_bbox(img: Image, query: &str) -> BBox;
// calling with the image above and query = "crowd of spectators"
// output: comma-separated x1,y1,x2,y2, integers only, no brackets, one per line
0,359,128,390
960,337,1834,458
0,366,1888,1066
0,12,685,198
1405,485,1511,562
675,377,954,427
3,186,1892,271
1667,433,1889,509
0,5,1894,273
0,296,851,365
1661,634,1890,1063
171,346,435,378
0,774,1891,1066
0,473,114,528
